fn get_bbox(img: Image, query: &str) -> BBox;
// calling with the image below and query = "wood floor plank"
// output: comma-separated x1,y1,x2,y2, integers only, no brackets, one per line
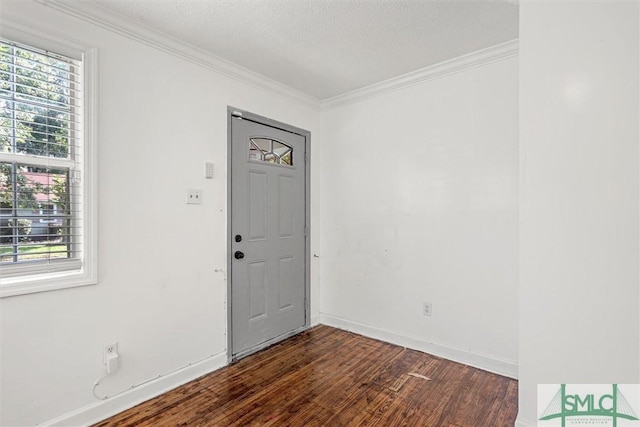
94,325,518,427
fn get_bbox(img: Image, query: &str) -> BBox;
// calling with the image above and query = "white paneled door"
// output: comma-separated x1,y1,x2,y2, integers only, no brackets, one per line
230,115,307,359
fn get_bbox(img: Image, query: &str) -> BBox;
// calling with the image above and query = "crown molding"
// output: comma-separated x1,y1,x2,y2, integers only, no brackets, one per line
34,0,321,109
31,0,517,111
320,39,519,111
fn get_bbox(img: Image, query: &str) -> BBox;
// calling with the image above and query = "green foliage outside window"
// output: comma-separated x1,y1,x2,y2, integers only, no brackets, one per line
0,40,74,261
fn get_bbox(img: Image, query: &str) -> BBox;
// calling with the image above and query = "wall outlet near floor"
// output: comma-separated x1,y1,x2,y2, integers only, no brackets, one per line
423,302,433,316
104,342,120,374
104,342,118,361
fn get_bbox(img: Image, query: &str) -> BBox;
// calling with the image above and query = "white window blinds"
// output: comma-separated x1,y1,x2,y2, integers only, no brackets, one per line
0,38,84,276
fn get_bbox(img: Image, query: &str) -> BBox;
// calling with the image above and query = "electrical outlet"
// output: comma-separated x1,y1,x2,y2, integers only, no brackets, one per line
104,342,120,374
104,342,118,363
186,188,202,205
423,302,433,316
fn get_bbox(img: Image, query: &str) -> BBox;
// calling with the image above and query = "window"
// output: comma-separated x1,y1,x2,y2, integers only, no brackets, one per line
249,137,293,166
39,202,60,224
0,28,97,297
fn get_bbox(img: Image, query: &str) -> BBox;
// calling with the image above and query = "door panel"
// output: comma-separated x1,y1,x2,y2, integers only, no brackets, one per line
248,261,267,320
231,116,306,358
278,175,294,238
248,171,267,241
278,256,294,310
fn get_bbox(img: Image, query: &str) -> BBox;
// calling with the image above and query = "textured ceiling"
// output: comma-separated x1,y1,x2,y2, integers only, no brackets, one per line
89,0,519,100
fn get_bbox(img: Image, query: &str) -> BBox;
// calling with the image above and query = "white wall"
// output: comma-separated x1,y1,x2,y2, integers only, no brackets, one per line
0,2,320,426
11,3,638,427
518,2,640,426
319,56,519,376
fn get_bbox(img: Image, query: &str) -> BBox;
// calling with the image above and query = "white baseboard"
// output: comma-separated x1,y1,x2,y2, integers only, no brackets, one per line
320,313,518,379
41,320,518,426
310,314,321,326
43,352,228,427
515,415,536,427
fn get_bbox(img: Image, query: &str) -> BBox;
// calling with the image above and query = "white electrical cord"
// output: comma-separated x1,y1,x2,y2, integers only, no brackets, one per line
92,374,112,400
93,348,120,399
91,354,215,401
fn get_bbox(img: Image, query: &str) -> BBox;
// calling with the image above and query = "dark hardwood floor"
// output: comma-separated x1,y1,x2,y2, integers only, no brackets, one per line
94,325,518,427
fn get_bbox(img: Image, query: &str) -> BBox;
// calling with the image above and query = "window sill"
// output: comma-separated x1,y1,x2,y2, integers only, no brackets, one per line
0,266,97,298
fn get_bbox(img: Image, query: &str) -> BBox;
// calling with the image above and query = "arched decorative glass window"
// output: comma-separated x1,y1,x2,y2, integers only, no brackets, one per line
249,138,293,166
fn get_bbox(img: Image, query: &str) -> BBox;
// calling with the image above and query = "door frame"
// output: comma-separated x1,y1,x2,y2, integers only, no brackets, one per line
226,106,311,362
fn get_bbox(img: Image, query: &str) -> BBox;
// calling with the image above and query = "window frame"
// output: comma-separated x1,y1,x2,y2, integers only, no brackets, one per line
39,203,60,224
0,22,98,298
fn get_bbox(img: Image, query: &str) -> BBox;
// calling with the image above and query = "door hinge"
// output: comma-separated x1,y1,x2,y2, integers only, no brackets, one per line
304,152,308,163
304,226,308,237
